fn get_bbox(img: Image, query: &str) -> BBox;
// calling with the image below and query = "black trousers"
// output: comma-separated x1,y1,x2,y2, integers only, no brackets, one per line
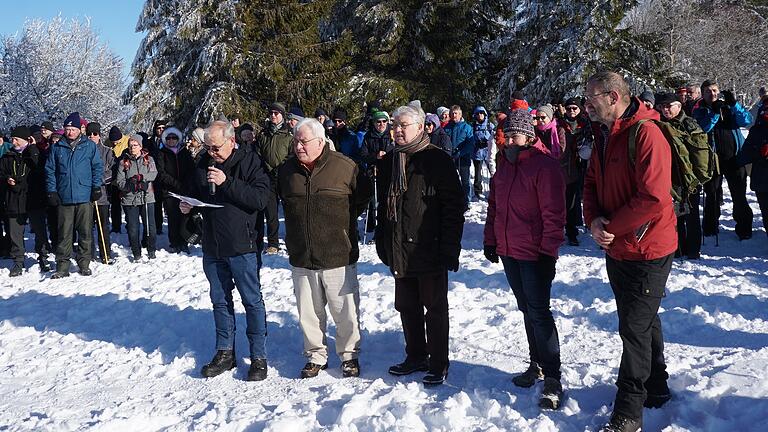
606,253,673,420
703,159,753,238
565,181,583,241
154,190,164,233
163,196,186,248
262,177,281,248
55,203,94,272
472,159,485,198
677,187,702,258
28,208,51,258
93,204,112,262
394,271,450,374
46,205,59,249
757,191,768,237
109,185,122,232
7,214,28,264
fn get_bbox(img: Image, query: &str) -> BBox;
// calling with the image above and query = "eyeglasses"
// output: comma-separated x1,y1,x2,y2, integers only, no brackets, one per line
565,106,580,111
88,132,99,136
292,137,321,147
269,111,281,116
333,119,345,124
204,143,227,153
582,91,611,102
166,136,179,140
534,116,547,121
392,122,415,130
375,120,388,124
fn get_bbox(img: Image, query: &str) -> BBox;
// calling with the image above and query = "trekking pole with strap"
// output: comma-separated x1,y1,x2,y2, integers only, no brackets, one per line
93,201,109,264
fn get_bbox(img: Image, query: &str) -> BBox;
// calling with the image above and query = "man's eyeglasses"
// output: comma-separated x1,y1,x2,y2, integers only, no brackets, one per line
392,122,415,130
565,106,580,111
333,119,345,124
269,111,281,116
582,91,611,102
204,143,227,153
292,137,321,147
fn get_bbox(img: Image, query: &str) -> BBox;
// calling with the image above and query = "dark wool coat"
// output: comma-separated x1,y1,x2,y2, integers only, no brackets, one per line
155,146,195,197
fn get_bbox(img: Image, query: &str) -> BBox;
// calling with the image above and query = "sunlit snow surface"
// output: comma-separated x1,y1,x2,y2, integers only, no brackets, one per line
1,186,766,431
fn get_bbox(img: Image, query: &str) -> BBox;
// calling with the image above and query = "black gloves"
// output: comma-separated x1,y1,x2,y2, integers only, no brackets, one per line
127,174,147,193
722,90,737,107
91,188,102,202
483,245,499,263
47,192,60,207
442,254,459,272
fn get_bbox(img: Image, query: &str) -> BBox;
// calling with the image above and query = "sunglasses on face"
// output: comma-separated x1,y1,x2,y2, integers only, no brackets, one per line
565,106,579,111
534,116,547,120
166,136,179,140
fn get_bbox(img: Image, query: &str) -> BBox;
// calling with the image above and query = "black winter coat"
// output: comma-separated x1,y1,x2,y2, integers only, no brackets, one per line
360,130,394,173
188,149,271,258
0,145,46,215
375,146,465,277
156,146,195,197
429,127,453,154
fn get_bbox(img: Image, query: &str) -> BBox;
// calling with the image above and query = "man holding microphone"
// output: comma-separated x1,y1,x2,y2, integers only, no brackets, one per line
180,120,271,382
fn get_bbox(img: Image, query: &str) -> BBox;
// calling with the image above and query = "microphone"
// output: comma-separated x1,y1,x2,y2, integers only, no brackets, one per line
208,158,216,195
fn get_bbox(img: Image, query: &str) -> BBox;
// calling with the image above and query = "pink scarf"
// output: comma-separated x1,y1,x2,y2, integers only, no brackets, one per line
536,119,561,158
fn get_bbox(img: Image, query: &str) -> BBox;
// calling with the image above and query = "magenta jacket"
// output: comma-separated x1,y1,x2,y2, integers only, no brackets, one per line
484,141,566,259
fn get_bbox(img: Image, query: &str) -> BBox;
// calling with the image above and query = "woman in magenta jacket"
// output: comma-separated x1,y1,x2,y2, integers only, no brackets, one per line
483,108,566,410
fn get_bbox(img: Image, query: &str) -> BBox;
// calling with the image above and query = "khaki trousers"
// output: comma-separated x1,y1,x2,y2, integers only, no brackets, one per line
292,264,361,364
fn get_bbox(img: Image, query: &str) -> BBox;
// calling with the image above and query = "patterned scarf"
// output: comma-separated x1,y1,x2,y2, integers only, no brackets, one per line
387,132,433,222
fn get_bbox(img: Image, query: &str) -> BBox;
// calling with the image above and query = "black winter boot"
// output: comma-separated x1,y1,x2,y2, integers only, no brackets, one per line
538,377,564,409
247,358,267,381
9,263,23,277
388,357,429,376
201,350,236,378
601,413,642,432
512,362,544,388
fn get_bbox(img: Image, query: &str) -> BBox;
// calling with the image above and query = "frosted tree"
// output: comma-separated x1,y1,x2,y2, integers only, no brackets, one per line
0,16,131,131
126,0,244,132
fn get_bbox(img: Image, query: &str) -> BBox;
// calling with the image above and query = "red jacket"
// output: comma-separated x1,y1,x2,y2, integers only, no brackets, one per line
582,100,678,261
484,141,565,260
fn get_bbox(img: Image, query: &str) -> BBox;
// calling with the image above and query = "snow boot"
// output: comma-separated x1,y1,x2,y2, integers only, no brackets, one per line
147,250,156,260
512,362,544,387
601,413,642,432
247,358,267,381
341,359,360,378
38,256,50,272
422,367,448,386
388,357,429,376
300,362,328,378
201,350,236,378
9,263,23,277
539,377,564,409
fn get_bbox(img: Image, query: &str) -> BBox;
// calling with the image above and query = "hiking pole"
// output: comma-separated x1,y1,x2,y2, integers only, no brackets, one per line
93,201,109,264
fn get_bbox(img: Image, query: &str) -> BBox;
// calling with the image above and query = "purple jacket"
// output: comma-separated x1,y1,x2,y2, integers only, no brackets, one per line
484,141,565,259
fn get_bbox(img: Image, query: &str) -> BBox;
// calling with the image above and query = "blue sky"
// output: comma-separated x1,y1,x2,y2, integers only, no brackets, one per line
3,1,146,79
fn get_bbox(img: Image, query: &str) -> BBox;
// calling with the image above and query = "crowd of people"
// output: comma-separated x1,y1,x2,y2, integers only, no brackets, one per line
2,71,767,432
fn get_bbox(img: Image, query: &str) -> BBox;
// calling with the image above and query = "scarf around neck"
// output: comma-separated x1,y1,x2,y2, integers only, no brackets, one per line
387,131,433,222
536,119,561,158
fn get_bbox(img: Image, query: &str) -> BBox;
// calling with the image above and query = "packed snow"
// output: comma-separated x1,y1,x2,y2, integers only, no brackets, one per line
1,186,767,431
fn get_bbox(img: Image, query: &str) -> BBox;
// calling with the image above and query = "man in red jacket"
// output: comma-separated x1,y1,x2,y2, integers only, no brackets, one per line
582,72,677,432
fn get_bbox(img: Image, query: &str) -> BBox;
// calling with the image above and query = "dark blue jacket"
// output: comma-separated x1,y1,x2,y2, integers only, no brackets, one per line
334,127,363,164
693,101,751,160
45,136,103,204
444,119,475,159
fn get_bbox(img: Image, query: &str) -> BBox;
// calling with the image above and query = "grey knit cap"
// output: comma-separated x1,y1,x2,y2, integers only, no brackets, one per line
503,109,535,139
536,105,555,121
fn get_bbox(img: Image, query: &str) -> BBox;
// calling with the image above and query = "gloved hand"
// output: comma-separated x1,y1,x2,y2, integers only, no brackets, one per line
47,192,61,207
91,188,102,202
442,254,459,272
136,181,148,192
711,100,725,112
132,174,144,182
483,244,499,263
722,90,737,107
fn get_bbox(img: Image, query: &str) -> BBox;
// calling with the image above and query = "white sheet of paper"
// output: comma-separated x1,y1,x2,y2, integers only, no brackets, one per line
168,192,224,208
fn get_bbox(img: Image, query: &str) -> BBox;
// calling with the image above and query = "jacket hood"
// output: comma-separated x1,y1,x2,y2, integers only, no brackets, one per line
473,106,488,116
161,126,184,147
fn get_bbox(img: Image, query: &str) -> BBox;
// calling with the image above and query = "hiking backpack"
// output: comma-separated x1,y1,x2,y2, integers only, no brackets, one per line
628,118,715,213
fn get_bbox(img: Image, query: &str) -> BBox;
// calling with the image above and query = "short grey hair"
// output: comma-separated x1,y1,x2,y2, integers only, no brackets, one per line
294,117,326,140
392,105,425,126
204,120,236,144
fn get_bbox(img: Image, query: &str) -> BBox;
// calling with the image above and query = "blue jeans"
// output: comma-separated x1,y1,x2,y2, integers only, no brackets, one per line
203,252,267,359
454,155,471,205
500,255,561,379
123,204,156,257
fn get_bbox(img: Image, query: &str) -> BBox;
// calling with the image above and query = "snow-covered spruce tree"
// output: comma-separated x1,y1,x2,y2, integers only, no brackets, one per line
0,16,130,132
126,0,246,132
492,0,665,108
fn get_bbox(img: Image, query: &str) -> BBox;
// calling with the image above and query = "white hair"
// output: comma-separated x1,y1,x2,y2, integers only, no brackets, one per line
294,117,326,140
392,105,425,126
204,120,235,143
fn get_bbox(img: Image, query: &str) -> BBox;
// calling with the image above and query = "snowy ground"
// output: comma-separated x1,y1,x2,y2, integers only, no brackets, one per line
1,186,767,432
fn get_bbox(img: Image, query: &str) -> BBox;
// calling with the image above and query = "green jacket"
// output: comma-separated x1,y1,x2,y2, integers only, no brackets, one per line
256,123,293,175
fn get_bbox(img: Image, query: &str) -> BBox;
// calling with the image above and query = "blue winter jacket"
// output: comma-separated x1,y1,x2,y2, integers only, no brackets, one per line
335,127,363,164
45,135,103,204
693,101,752,156
472,107,494,161
444,119,475,159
